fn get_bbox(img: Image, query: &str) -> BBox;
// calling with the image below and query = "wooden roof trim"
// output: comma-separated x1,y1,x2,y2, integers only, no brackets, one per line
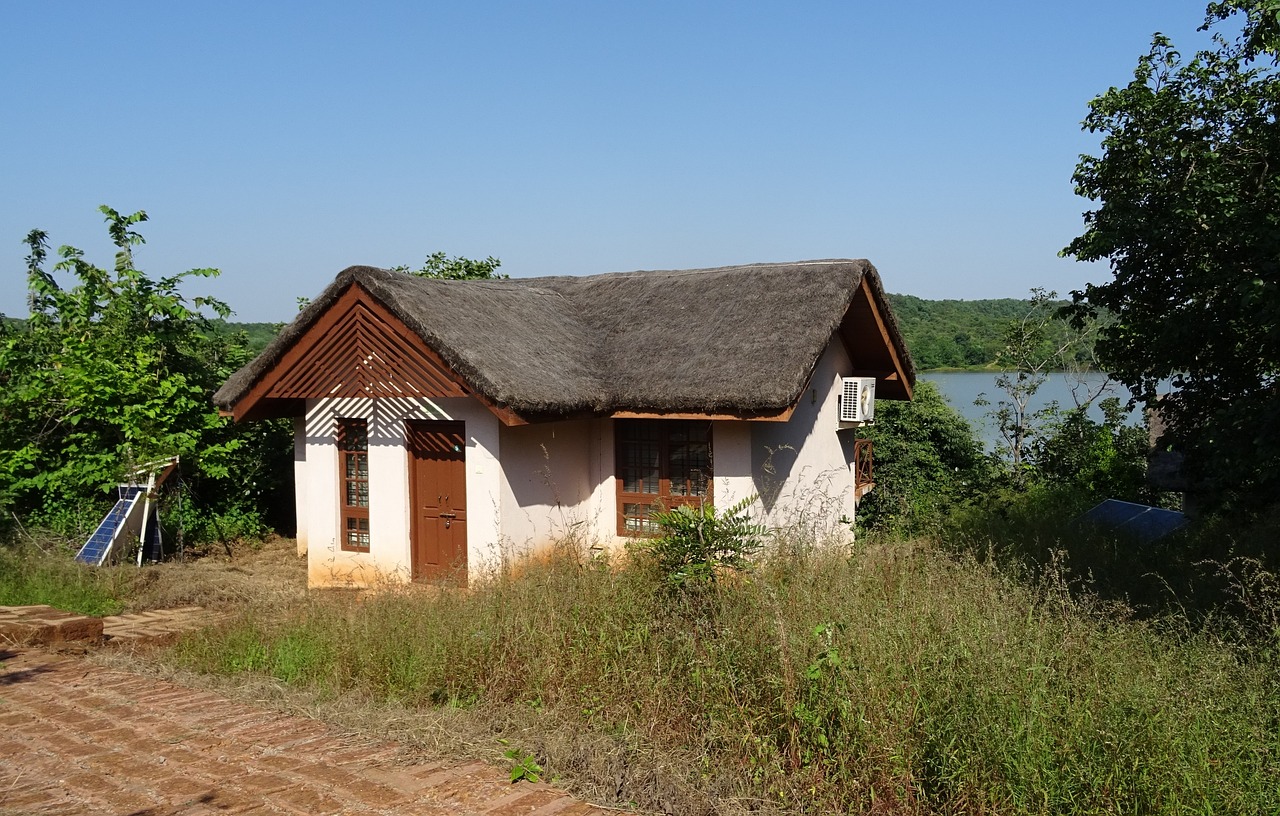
859,277,912,400
227,283,530,426
609,406,795,422
835,279,912,401
266,303,467,399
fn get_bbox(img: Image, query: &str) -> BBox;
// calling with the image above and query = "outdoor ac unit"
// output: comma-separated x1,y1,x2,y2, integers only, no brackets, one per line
840,377,876,425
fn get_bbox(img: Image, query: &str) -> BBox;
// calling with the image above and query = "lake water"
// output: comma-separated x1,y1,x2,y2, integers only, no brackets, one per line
920,372,1145,450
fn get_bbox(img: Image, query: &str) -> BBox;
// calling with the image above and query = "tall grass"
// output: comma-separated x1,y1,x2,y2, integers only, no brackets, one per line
948,484,1280,641
0,540,132,616
171,537,1280,815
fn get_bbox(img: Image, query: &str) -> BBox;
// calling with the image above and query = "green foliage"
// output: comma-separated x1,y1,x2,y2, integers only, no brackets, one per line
396,251,506,280
1064,1,1280,515
975,289,1112,479
887,294,1030,369
947,480,1280,642
887,293,1092,371
1031,398,1151,498
206,320,281,353
0,206,291,542
639,496,764,588
857,380,991,534
502,747,545,783
957,287,1153,507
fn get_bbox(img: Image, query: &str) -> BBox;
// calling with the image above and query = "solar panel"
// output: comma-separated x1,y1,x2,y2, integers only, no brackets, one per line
141,507,164,563
75,486,146,566
1077,499,1188,543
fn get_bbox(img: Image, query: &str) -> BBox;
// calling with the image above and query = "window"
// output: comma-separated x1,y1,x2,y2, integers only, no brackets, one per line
338,418,370,552
616,420,712,534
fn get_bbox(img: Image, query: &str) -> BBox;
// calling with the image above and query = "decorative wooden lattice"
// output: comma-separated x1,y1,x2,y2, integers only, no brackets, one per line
266,294,467,401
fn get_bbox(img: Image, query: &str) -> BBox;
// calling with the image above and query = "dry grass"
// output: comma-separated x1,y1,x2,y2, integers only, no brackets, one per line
0,531,306,616
125,536,306,612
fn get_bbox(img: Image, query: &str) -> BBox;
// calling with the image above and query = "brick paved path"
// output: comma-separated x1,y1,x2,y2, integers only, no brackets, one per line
0,648,610,815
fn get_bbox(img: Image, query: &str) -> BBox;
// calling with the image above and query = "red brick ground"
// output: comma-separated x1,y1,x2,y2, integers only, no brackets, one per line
0,648,611,815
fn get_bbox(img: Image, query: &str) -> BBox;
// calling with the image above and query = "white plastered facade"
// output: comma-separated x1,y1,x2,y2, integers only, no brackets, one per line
298,395,502,587
295,338,867,587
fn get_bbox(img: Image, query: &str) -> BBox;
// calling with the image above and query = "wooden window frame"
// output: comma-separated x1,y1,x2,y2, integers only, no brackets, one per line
338,418,371,553
615,419,713,536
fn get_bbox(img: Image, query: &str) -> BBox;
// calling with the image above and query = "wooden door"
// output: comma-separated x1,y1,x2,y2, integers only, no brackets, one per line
406,420,467,581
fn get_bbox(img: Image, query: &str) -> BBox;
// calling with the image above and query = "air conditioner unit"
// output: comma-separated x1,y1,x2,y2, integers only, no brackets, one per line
839,377,876,425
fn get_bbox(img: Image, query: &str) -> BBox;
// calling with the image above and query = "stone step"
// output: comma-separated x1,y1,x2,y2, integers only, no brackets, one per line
0,605,104,646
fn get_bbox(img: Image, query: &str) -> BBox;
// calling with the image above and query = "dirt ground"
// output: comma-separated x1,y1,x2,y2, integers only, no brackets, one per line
123,535,311,613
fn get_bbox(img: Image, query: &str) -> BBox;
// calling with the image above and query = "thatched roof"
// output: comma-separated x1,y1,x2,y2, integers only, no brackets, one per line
214,259,915,421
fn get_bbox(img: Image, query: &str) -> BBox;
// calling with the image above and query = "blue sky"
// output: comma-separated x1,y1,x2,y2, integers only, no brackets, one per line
1,1,1210,322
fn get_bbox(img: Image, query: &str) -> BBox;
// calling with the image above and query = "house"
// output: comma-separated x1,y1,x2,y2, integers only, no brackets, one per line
213,260,915,587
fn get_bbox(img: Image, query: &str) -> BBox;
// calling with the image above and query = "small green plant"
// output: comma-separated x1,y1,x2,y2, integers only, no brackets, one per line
503,747,544,783
641,495,764,588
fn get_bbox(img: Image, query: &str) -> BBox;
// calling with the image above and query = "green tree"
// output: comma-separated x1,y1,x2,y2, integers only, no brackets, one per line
1031,398,1151,499
885,293,1037,371
0,206,289,540
1064,0,1280,512
857,380,991,534
396,251,506,280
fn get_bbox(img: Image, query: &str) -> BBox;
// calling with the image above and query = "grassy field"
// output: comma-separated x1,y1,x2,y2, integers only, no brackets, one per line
6,523,1277,814
152,534,1279,816
0,540,132,616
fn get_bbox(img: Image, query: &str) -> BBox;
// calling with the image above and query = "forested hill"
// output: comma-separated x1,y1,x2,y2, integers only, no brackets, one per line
12,296,1041,372
885,294,1038,371
206,320,283,353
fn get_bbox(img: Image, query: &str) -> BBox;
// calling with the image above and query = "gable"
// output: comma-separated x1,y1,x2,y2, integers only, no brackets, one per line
837,277,913,401
225,284,525,425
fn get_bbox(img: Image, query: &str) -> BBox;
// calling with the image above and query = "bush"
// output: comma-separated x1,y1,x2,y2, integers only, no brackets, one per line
857,380,992,535
637,495,764,589
0,207,291,544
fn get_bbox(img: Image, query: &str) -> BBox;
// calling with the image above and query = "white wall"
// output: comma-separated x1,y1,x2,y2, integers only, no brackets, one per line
294,338,866,586
497,419,593,557
293,415,308,557
584,419,621,551
300,395,501,588
712,421,755,511
750,340,860,541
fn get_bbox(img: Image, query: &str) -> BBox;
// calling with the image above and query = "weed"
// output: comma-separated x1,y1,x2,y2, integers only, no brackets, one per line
0,537,132,616
638,495,764,589
502,746,544,783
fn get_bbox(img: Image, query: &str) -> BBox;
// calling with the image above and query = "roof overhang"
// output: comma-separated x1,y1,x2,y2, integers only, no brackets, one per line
218,261,915,426
608,406,795,422
837,276,914,401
